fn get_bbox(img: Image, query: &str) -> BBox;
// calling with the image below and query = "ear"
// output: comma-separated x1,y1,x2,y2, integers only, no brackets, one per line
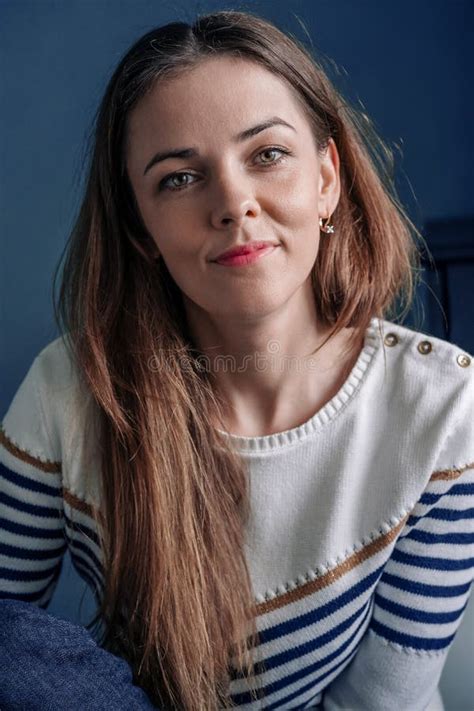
318,138,341,218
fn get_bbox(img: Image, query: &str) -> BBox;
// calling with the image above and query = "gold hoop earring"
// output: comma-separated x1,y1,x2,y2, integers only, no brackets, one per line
319,215,335,234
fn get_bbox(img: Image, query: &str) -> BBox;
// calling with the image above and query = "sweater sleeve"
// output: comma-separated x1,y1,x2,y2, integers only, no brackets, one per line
322,462,474,711
0,354,67,610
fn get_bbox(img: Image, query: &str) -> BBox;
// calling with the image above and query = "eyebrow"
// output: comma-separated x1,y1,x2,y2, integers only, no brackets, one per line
142,116,296,176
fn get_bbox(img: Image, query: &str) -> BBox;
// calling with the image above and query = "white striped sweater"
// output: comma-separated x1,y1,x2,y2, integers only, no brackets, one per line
1,316,473,710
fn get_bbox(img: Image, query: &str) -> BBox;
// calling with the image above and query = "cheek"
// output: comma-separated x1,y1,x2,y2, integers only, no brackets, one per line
269,166,319,226
137,197,197,257
271,175,320,255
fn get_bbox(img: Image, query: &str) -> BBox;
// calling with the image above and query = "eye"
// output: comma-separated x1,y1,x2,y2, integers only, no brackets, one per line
157,146,292,193
255,146,290,167
158,172,196,192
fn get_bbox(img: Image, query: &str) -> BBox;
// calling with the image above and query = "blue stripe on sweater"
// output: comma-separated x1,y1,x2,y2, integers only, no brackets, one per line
0,567,62,605
268,596,369,675
408,506,474,526
69,537,103,578
0,490,62,518
0,562,60,582
0,516,64,540
69,547,103,591
0,462,61,498
0,540,66,561
243,564,385,654
390,547,474,571
266,640,361,711
71,555,103,596
380,570,471,597
420,482,474,506
64,511,100,547
230,596,373,707
406,528,474,544
370,617,458,651
374,590,468,624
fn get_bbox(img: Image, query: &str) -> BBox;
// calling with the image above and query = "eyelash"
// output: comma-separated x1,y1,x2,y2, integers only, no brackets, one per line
157,146,292,193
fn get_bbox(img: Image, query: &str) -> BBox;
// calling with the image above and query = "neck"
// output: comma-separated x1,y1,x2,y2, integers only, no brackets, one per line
183,281,362,437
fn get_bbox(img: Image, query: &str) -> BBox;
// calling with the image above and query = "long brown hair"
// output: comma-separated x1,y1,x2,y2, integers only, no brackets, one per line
52,9,430,710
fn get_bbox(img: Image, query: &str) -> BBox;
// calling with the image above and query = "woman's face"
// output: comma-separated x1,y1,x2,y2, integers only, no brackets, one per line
126,55,340,321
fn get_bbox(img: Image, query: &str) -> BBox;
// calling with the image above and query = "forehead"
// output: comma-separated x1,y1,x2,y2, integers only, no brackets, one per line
126,56,310,151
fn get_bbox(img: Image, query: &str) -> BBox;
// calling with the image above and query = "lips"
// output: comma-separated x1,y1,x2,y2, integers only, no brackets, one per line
212,241,278,262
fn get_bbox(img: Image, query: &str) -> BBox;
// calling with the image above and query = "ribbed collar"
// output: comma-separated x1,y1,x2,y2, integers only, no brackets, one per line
214,316,382,453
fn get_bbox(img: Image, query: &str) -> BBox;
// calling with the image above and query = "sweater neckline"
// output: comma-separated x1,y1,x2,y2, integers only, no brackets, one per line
214,316,382,452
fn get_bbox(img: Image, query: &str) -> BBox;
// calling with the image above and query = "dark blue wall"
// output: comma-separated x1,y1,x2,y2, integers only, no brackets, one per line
2,0,473,402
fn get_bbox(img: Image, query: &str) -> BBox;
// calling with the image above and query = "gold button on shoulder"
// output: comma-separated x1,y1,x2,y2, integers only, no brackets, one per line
417,340,433,355
384,333,398,347
457,353,471,368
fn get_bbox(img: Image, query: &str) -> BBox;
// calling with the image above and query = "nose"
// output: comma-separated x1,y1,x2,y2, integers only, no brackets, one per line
209,173,261,229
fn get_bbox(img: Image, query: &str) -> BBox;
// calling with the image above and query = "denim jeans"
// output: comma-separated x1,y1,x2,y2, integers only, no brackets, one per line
0,599,159,710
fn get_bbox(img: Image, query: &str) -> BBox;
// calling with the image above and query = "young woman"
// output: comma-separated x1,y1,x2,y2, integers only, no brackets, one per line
1,9,473,711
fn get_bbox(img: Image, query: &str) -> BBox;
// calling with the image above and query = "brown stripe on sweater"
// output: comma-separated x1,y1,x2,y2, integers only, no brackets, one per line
255,513,409,615
63,487,101,519
0,424,61,473
431,462,474,481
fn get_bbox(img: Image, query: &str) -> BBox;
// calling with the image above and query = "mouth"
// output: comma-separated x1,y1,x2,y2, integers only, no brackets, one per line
212,245,279,267
211,240,279,261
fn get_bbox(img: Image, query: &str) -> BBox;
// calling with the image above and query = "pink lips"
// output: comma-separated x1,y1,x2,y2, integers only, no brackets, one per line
214,245,278,267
